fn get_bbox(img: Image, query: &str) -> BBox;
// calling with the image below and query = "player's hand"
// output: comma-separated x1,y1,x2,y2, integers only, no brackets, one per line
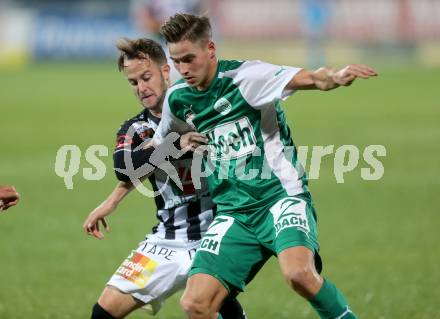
0,185,20,211
332,64,378,87
180,132,208,152
83,204,114,239
143,139,155,150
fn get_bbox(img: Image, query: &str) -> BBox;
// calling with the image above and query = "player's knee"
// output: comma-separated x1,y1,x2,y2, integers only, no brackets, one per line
180,294,201,314
180,294,211,317
91,302,117,319
284,265,318,294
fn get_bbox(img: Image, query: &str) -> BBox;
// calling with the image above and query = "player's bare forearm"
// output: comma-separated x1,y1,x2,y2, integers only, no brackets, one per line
287,64,378,91
83,181,134,239
93,181,133,212
106,181,133,209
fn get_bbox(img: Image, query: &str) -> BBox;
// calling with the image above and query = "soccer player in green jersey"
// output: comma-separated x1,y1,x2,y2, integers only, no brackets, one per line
153,13,378,319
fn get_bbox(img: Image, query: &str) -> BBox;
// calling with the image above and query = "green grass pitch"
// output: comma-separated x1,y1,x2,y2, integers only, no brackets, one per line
0,63,439,318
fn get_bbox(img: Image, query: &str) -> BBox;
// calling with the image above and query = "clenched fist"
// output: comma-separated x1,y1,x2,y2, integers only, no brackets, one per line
0,185,20,211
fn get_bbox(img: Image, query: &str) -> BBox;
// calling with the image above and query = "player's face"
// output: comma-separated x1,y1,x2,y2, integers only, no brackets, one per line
123,58,170,112
168,39,216,90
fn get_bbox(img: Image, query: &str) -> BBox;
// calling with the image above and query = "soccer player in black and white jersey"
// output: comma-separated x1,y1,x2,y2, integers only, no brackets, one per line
83,38,246,319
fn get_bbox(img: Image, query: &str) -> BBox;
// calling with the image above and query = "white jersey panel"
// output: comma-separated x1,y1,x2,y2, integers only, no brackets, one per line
260,105,304,195
222,60,302,109
153,82,193,146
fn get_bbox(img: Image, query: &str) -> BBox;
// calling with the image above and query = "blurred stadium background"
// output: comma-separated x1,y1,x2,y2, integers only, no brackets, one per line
0,0,439,318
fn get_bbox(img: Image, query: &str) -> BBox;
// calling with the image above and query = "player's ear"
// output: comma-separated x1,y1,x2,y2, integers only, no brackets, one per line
207,41,216,60
161,64,171,84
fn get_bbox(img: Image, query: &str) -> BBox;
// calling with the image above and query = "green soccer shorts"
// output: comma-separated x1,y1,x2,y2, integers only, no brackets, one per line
189,192,322,292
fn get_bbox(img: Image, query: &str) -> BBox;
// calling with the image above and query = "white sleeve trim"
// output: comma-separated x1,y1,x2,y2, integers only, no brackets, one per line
152,84,193,146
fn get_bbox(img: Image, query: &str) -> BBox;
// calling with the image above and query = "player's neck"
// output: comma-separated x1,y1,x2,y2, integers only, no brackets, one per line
196,59,218,91
148,107,162,119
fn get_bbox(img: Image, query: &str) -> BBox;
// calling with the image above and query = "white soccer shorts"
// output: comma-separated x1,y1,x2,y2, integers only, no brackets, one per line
107,234,200,315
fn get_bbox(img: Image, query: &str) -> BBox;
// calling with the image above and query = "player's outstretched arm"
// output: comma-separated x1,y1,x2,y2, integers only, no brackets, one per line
83,181,133,239
0,185,20,211
287,64,378,91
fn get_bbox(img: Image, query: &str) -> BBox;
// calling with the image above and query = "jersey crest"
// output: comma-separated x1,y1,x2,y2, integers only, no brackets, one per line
213,97,232,115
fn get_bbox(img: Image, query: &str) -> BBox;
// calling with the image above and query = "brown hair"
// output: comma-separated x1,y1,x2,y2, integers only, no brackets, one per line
116,38,167,71
159,13,211,44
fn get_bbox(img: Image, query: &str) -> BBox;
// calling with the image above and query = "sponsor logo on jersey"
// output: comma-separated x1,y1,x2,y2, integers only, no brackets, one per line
154,158,200,208
270,197,310,236
132,122,155,141
115,251,158,287
213,97,232,115
204,117,257,160
199,216,234,255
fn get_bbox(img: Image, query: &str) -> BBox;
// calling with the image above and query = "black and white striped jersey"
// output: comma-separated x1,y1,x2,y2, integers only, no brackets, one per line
113,109,214,241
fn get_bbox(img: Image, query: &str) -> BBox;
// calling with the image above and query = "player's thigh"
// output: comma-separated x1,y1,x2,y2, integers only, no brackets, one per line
107,236,198,315
265,193,319,255
98,286,144,318
254,193,323,272
189,214,271,293
278,246,315,272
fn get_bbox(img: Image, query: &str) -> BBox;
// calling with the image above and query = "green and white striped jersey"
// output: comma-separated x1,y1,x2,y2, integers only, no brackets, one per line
154,59,308,214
